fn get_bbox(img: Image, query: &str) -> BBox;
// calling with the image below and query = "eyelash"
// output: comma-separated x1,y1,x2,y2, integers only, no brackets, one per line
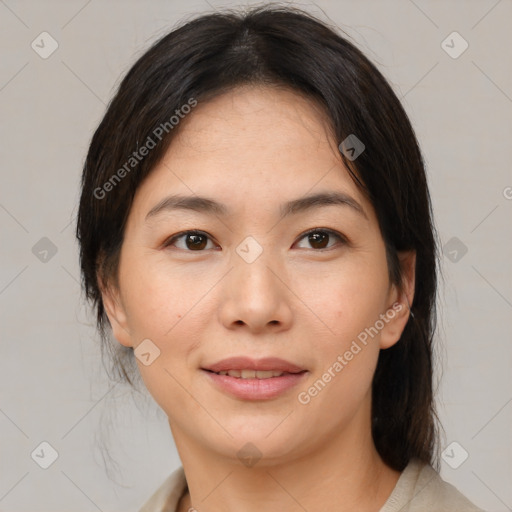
162,228,348,252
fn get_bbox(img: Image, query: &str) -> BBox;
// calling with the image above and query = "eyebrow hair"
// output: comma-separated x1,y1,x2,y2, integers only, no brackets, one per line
145,191,368,222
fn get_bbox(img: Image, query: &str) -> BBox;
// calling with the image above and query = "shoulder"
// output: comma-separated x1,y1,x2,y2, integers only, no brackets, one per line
138,466,188,512
138,460,486,512
380,458,486,512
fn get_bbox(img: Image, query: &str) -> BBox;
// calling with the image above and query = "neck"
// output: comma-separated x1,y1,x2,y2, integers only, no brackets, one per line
171,401,401,512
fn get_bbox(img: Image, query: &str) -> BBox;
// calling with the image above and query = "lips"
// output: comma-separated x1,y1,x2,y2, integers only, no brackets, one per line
201,357,308,399
202,356,306,375
215,369,287,379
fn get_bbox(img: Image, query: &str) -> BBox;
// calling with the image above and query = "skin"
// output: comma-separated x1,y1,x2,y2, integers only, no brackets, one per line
100,85,416,512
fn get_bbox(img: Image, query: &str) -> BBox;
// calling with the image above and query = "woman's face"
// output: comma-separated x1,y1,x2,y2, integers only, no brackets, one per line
101,85,414,466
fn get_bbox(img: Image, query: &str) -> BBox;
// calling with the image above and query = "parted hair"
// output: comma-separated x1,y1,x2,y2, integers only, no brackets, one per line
76,4,441,472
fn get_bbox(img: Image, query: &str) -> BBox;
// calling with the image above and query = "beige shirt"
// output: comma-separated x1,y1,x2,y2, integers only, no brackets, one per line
139,458,485,512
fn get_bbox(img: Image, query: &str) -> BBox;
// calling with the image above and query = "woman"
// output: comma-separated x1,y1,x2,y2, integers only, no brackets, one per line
76,5,484,511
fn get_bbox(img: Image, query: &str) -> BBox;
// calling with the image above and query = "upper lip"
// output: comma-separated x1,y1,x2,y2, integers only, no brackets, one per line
202,357,306,374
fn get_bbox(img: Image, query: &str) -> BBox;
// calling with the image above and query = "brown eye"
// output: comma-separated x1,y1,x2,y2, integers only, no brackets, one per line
164,230,215,251
295,229,346,250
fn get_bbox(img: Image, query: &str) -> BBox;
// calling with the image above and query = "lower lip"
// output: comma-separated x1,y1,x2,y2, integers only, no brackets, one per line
202,370,308,400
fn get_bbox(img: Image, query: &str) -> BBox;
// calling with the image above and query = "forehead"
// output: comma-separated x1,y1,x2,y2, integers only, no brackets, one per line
176,84,335,150
131,85,373,222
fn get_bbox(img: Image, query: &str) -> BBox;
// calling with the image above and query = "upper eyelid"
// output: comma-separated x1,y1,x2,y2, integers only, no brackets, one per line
295,228,347,248
299,227,345,240
164,230,217,248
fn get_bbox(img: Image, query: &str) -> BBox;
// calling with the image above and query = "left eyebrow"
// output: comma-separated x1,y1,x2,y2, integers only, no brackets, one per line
281,191,368,220
144,191,368,222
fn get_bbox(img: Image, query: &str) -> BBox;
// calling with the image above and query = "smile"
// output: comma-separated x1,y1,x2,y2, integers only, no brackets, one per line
212,369,291,379
203,368,308,400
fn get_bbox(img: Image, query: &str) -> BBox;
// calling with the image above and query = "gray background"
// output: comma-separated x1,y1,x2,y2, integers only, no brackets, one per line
1,0,511,510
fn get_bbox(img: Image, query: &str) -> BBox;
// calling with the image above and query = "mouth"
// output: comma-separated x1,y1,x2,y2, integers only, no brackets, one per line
201,357,308,400
202,356,306,374
203,369,306,379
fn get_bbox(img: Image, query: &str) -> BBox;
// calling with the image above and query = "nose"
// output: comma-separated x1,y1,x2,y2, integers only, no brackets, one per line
217,251,293,334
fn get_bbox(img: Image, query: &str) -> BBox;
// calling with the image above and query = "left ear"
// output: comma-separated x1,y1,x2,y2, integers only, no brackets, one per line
379,250,416,350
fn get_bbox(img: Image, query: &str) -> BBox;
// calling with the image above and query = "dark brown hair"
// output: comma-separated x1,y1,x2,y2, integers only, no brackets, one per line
76,4,440,472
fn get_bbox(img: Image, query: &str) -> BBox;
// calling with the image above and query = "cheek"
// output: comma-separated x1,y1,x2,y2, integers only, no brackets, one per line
129,282,208,415
290,251,388,405
120,252,200,337
296,274,384,423
118,265,203,408
290,252,390,341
